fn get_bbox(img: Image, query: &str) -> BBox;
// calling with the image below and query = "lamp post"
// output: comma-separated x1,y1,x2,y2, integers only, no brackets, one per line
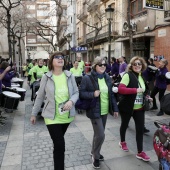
66,33,72,61
105,5,114,64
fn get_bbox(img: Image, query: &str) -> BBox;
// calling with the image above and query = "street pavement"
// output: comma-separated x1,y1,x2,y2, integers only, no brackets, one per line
1,80,170,170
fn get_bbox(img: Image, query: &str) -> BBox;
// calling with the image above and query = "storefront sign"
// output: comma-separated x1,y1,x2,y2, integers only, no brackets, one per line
143,0,164,10
71,47,87,52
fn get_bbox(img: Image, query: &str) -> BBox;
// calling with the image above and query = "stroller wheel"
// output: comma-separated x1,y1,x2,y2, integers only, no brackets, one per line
159,163,163,170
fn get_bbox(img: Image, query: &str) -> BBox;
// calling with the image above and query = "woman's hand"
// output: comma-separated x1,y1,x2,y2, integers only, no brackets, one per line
113,112,119,118
137,88,144,93
94,90,100,97
63,101,73,111
30,116,36,125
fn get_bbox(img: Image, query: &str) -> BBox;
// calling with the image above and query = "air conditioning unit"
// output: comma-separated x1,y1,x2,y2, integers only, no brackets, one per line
123,21,137,32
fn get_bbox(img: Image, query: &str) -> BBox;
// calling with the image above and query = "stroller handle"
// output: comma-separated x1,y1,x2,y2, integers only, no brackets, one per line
154,120,169,128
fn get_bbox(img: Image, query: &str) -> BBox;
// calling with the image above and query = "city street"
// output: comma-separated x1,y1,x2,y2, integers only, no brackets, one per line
0,80,170,170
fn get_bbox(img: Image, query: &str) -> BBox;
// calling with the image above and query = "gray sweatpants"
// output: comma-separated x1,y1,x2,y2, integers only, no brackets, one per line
91,114,107,160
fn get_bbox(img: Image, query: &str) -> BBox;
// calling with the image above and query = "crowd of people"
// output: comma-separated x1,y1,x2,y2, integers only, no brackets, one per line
29,52,169,170
0,52,169,169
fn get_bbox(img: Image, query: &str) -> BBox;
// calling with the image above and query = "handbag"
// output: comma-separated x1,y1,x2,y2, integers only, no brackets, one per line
132,73,151,111
75,75,97,110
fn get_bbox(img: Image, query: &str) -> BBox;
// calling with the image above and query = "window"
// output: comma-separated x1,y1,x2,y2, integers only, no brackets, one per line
131,0,144,16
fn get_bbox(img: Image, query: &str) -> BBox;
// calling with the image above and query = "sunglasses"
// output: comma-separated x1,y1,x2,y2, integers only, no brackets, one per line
132,62,142,66
54,56,65,59
97,63,107,67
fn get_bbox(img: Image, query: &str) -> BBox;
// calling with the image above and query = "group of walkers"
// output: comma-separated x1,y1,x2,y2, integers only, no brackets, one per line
30,52,169,170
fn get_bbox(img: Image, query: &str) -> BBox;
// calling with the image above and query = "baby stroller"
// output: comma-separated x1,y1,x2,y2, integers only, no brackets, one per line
153,121,170,170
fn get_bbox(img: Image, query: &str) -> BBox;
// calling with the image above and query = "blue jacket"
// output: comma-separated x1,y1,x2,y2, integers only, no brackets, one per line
111,62,119,76
79,70,118,119
155,67,168,89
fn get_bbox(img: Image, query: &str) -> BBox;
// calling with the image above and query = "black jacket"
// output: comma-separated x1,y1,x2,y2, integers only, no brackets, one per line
79,70,118,119
118,71,149,114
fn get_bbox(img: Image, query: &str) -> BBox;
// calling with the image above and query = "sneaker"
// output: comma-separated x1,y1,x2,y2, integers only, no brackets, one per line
136,151,150,161
144,127,150,134
90,153,104,161
119,141,129,152
157,111,164,116
92,156,100,169
150,106,158,110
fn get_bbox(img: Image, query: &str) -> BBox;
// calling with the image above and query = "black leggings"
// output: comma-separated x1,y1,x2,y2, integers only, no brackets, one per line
120,109,144,152
150,86,166,109
47,123,69,170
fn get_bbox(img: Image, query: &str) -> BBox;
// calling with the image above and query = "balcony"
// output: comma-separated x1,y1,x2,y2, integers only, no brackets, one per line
164,10,170,22
86,24,109,43
77,11,88,20
87,0,100,12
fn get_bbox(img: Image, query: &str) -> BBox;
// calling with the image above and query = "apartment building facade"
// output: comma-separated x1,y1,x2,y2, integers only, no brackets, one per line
76,0,125,62
116,0,170,65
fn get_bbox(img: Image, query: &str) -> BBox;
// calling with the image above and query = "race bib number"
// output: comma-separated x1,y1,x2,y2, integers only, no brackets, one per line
58,101,69,115
134,94,143,105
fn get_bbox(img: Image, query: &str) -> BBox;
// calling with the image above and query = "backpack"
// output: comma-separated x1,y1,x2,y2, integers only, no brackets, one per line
160,93,170,115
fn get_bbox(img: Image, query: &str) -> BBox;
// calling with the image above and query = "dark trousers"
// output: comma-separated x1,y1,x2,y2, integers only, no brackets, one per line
120,109,144,152
150,86,166,109
47,123,69,170
91,114,107,160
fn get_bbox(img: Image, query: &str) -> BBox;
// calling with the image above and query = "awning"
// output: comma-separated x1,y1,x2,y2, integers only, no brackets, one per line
33,51,49,59
115,32,155,42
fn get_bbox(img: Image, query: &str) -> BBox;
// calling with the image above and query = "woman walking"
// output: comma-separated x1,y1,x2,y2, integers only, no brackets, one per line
118,56,152,162
150,58,168,116
30,52,79,170
79,56,119,169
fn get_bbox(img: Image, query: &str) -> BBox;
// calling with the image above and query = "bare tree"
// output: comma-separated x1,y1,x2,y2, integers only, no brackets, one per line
0,0,21,59
77,1,104,58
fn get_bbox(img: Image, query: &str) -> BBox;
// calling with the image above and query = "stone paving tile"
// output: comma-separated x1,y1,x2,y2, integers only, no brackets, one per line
22,131,91,170
0,141,7,168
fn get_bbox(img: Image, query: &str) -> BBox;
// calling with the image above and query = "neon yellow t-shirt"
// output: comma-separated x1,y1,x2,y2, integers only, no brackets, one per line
98,78,109,115
33,65,48,79
78,60,85,71
44,73,74,125
28,68,35,84
29,63,34,68
120,73,145,110
70,67,82,77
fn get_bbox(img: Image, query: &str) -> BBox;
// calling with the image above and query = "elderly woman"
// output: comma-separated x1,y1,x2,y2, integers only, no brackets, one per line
150,58,168,116
30,52,79,170
79,56,119,169
0,61,15,87
118,56,152,162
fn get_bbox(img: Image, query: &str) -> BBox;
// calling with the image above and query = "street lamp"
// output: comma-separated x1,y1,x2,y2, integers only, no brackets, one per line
66,33,72,60
105,5,114,64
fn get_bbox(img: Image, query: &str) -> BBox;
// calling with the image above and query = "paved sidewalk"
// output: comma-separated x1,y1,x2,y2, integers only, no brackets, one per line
1,81,170,170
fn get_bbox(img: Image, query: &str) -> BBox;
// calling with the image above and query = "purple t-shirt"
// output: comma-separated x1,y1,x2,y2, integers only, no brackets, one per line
119,62,127,74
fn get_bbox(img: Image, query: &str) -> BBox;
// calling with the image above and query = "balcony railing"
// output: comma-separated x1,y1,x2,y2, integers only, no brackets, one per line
87,0,100,12
164,10,170,22
86,24,110,43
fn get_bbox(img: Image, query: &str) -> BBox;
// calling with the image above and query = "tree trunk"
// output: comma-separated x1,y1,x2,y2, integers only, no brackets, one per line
18,37,22,73
7,10,12,60
12,35,16,62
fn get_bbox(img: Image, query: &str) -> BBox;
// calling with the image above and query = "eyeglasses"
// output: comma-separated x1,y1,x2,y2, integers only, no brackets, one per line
54,56,65,59
97,63,107,67
132,62,142,66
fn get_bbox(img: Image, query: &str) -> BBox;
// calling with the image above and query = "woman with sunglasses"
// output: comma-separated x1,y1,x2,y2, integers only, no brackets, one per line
118,56,151,162
30,52,79,170
79,56,119,169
